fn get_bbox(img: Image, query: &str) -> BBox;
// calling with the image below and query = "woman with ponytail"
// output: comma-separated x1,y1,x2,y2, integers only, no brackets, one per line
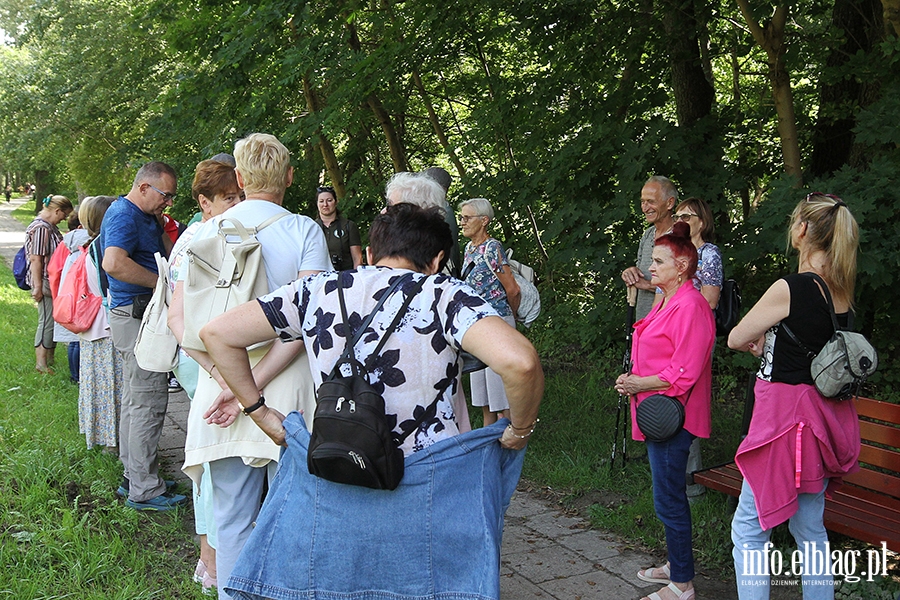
615,221,715,600
727,194,860,599
25,194,73,373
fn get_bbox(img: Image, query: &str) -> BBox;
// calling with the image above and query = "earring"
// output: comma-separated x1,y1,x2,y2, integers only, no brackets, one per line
678,275,683,284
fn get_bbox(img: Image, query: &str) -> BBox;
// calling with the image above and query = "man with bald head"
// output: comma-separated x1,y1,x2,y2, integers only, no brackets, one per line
621,175,677,320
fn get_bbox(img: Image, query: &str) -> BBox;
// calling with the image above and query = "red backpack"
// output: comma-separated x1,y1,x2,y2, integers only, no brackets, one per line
53,248,103,333
47,239,71,298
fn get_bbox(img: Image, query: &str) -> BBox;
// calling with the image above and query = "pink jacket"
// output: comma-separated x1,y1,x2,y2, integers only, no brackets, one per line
736,379,860,530
629,282,715,441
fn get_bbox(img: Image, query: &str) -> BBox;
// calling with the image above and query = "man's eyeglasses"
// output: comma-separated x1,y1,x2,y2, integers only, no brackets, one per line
148,184,176,202
459,215,486,223
673,213,698,222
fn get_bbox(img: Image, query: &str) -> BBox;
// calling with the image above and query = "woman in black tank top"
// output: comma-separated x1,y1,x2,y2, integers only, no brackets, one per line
726,194,861,599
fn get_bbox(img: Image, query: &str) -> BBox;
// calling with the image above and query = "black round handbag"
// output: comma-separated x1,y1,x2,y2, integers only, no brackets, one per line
635,394,685,442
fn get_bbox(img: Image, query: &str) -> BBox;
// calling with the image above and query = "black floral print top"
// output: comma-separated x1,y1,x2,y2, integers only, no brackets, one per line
257,266,498,455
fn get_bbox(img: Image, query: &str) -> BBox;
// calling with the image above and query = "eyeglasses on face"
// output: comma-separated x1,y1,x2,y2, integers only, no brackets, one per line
459,215,486,223
148,184,176,202
674,213,698,221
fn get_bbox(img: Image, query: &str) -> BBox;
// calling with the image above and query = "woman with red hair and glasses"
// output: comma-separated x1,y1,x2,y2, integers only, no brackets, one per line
615,221,715,600
727,194,860,599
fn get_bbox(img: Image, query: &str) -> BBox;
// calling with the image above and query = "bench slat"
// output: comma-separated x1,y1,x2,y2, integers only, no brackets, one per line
858,419,900,448
855,397,900,424
822,504,900,553
828,485,900,526
692,464,742,497
857,443,900,476
843,467,900,500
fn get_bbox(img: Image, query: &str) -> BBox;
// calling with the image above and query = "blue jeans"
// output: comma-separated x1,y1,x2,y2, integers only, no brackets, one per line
67,341,80,382
731,479,833,600
646,428,695,583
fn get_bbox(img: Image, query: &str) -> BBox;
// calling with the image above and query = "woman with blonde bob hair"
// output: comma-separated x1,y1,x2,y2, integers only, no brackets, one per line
233,133,292,196
728,193,860,599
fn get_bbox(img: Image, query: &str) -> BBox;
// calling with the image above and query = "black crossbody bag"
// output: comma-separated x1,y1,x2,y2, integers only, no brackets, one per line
307,273,427,490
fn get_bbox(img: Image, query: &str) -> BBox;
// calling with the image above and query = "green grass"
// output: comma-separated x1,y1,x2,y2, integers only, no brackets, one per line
11,196,37,226
0,269,205,599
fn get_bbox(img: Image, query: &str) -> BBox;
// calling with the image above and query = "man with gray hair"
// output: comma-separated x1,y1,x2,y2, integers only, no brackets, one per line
385,170,461,278
621,175,677,320
384,171,447,212
100,161,186,511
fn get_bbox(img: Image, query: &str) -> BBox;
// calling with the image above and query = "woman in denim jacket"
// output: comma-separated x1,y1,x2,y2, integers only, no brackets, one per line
199,203,543,600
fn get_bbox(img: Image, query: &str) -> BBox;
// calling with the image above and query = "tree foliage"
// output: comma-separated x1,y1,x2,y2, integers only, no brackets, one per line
0,0,898,392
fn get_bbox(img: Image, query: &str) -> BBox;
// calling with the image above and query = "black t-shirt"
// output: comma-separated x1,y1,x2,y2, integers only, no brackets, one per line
316,216,361,271
763,273,849,385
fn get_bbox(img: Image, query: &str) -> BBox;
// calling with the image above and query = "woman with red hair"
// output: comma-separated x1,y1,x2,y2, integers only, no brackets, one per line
615,221,715,600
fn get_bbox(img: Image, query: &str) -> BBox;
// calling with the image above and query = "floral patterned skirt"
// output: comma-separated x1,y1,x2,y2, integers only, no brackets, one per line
78,337,123,449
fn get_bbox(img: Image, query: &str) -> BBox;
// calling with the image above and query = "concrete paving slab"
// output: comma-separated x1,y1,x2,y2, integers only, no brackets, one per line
502,521,557,554
556,529,624,563
601,552,665,589
500,572,560,599
507,491,551,518
520,509,589,539
503,544,598,584
538,568,642,600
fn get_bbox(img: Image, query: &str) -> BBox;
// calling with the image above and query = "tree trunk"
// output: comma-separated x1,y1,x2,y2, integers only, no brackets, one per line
810,0,883,177
736,1,802,182
301,74,346,199
660,0,715,127
884,0,900,36
411,69,467,179
34,170,49,214
345,21,408,173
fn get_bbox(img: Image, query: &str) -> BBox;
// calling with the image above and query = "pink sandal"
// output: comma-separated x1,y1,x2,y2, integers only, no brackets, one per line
642,582,695,600
637,563,670,584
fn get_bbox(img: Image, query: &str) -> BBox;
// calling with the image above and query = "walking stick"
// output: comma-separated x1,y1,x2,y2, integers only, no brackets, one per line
611,286,637,471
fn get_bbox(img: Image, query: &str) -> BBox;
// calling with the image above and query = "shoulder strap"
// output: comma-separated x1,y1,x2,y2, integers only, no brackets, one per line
88,238,109,300
807,273,842,332
218,212,290,240
331,272,413,377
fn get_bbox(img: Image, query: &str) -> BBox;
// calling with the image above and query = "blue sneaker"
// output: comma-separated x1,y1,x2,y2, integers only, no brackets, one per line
116,478,177,498
125,492,188,512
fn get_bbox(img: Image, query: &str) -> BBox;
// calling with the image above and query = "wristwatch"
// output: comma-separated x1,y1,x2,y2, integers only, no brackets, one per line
242,395,266,415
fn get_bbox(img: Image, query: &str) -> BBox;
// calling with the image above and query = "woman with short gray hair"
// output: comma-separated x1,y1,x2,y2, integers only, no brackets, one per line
459,197,520,425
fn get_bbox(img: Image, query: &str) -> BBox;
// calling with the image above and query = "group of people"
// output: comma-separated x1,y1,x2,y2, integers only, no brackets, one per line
23,133,542,600
23,154,863,600
619,176,861,600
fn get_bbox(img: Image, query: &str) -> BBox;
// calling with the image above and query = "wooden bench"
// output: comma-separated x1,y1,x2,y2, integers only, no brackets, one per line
692,396,900,552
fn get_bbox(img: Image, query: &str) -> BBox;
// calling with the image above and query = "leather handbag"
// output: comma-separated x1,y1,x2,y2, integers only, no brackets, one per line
635,394,685,442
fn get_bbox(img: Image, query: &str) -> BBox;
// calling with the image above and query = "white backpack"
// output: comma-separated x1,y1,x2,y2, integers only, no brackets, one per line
505,248,541,327
134,252,179,372
181,213,288,352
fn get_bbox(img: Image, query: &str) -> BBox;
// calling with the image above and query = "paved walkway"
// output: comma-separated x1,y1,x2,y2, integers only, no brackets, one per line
0,194,732,599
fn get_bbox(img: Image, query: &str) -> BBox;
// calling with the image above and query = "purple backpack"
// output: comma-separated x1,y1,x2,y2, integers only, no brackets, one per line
13,245,31,290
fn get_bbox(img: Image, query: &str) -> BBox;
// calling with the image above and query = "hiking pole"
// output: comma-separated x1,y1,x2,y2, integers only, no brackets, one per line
611,286,637,471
